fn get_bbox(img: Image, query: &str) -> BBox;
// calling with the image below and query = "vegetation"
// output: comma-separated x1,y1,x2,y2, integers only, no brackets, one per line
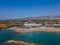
0,19,60,29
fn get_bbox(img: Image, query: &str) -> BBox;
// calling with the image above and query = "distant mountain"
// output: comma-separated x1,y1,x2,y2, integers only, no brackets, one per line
20,16,60,20
0,16,60,21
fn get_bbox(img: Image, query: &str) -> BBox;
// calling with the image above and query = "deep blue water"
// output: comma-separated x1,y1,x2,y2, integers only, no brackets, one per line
0,29,60,45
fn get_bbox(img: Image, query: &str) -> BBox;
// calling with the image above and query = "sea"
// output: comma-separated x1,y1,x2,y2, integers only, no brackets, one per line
0,29,60,45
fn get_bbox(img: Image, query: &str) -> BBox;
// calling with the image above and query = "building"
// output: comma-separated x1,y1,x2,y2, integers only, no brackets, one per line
24,22,42,28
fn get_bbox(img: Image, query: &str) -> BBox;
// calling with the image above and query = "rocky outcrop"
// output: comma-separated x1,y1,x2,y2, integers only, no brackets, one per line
4,40,36,45
9,26,60,33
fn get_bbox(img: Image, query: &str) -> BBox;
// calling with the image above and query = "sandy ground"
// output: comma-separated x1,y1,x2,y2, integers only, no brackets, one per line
9,27,60,33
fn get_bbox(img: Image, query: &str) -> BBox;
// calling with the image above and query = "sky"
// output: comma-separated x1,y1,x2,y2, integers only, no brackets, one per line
0,0,60,20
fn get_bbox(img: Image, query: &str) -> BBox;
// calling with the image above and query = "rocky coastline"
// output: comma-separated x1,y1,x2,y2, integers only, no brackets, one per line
9,26,60,33
3,40,36,45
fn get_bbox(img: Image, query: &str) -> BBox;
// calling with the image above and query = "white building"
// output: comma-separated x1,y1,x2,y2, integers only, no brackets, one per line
24,22,42,28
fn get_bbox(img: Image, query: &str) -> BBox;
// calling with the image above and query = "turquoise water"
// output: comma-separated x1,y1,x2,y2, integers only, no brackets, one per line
0,30,60,45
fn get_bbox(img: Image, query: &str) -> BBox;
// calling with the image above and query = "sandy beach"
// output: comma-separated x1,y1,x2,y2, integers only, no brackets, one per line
9,27,60,33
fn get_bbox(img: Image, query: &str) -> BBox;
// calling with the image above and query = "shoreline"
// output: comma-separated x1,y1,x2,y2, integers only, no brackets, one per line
9,26,60,33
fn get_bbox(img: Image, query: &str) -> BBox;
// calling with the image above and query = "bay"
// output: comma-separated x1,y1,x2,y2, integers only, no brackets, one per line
0,29,60,45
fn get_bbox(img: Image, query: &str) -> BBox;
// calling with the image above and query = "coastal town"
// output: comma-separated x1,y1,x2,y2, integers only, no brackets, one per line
0,16,60,33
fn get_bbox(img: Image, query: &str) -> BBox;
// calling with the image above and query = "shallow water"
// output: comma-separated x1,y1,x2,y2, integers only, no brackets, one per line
0,29,60,45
